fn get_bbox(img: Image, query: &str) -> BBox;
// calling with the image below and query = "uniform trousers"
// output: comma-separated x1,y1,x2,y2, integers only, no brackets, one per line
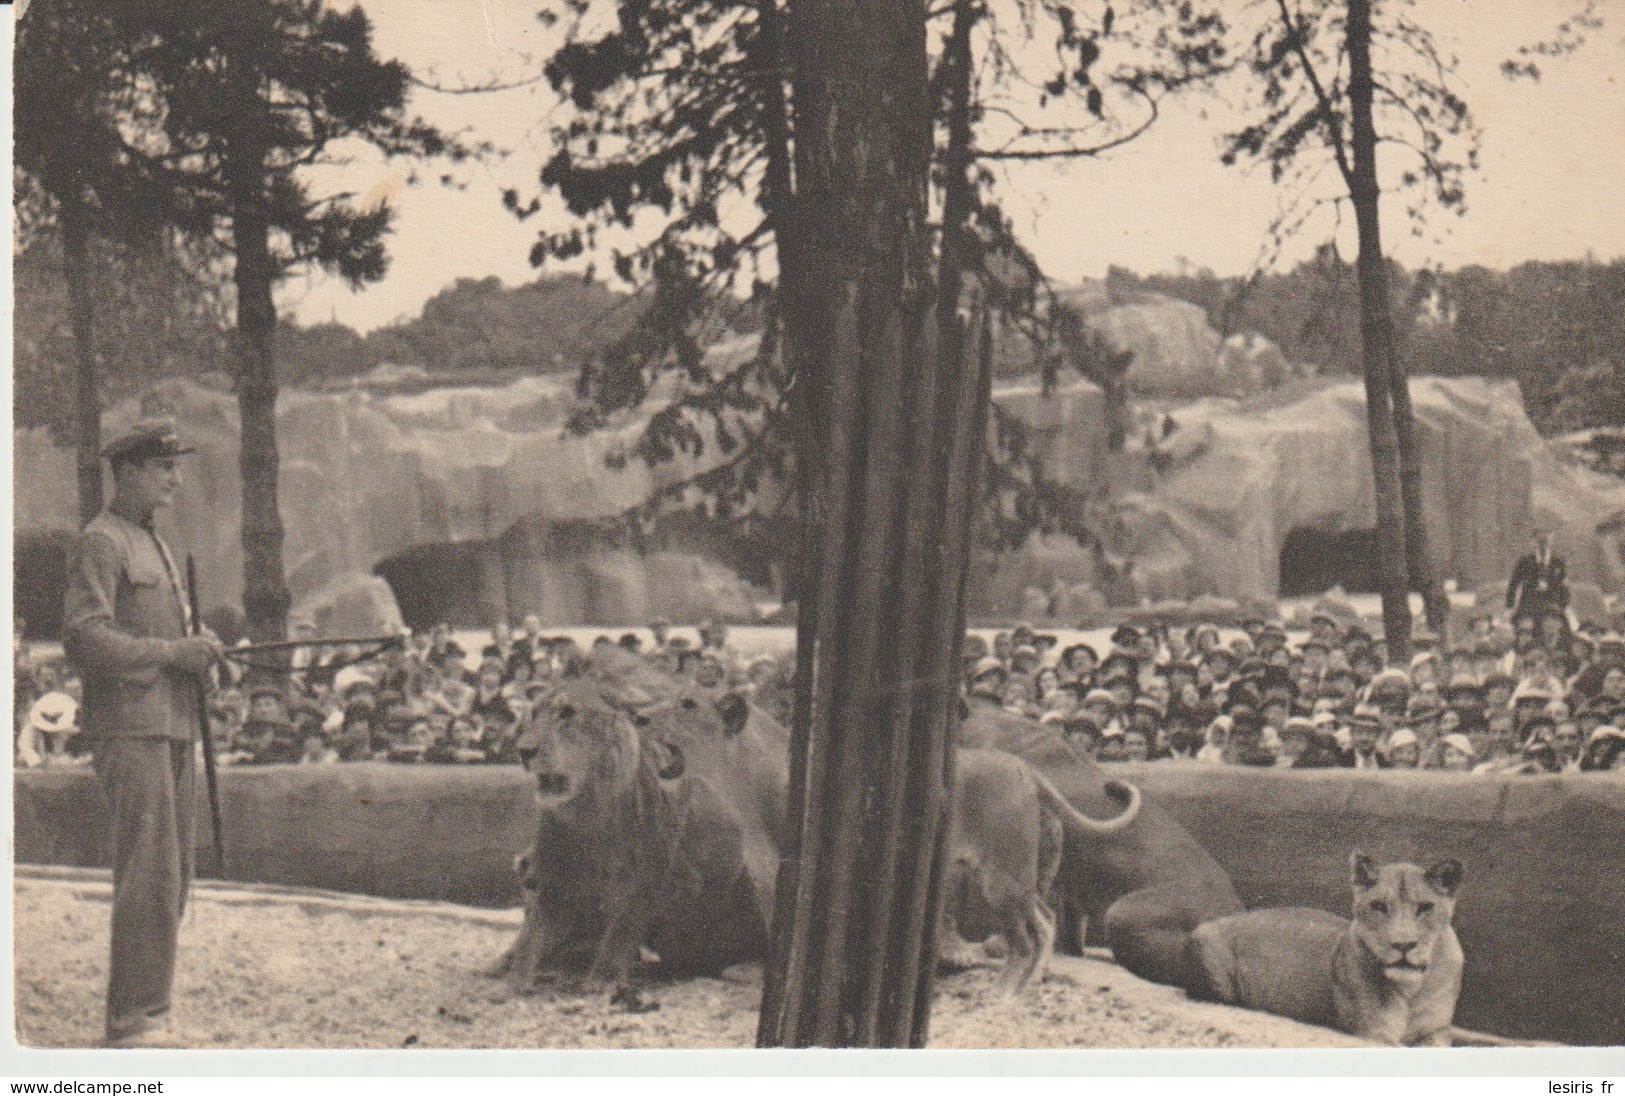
91,736,196,1040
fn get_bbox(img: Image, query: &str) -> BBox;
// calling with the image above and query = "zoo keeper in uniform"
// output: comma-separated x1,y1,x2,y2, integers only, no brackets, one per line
61,418,223,1048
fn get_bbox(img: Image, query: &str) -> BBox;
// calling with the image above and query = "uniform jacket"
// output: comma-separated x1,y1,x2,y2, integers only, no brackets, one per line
61,509,200,741
1506,550,1568,619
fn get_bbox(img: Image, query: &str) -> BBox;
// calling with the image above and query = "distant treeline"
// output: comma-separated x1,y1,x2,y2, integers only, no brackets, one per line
15,232,1620,440
276,275,643,387
1104,250,1625,435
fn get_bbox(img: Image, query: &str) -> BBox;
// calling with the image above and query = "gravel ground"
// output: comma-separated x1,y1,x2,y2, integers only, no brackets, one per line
14,871,1366,1051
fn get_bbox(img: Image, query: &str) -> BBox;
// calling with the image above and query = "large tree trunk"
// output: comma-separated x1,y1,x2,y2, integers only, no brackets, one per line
1387,358,1451,635
1346,0,1413,665
61,197,105,527
228,140,291,644
757,0,982,1048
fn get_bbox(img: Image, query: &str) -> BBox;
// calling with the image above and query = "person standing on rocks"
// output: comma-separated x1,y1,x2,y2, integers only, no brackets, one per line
61,419,223,1049
1507,528,1569,629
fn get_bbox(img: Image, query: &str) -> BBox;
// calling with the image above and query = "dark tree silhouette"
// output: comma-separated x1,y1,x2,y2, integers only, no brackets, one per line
1220,0,1484,656
135,0,461,641
14,0,215,524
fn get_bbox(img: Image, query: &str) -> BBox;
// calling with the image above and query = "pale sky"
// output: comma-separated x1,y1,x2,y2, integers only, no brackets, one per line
280,0,1625,334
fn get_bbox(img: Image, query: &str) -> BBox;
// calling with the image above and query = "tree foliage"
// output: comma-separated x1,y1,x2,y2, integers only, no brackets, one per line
1109,254,1625,434
505,0,1236,585
276,274,647,385
12,229,230,439
138,0,462,290
1218,0,1479,248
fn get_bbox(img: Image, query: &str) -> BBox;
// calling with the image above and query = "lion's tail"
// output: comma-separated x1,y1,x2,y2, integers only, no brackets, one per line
1034,773,1142,836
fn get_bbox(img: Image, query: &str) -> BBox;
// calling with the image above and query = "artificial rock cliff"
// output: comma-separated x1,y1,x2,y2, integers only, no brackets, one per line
14,290,1621,634
982,375,1623,617
14,372,759,634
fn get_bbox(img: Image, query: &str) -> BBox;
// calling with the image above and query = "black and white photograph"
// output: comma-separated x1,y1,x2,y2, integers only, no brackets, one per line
8,0,1624,1066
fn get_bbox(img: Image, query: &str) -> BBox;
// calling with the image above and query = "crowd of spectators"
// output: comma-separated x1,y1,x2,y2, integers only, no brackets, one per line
12,615,757,769
14,597,1625,776
955,603,1625,774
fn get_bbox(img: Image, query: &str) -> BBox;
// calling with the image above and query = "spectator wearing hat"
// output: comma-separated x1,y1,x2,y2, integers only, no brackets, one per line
1480,670,1516,715
60,419,227,1047
1510,681,1556,738
1343,705,1389,770
1198,647,1235,697
1196,715,1230,765
1348,646,1383,687
297,729,338,765
1259,693,1291,738
1059,642,1098,686
1294,714,1345,769
1385,728,1421,769
1405,690,1444,737
387,716,437,763
1039,680,1078,725
1519,710,1558,751
1490,736,1559,775
1574,694,1614,742
643,617,671,655
335,702,381,762
1062,714,1103,760
1098,724,1128,763
968,658,1007,704
1010,643,1042,678
1127,694,1164,743
1121,727,1152,763
1409,650,1440,690
1001,673,1041,719
960,634,990,680
1595,667,1625,715
1225,706,1277,767
1078,687,1120,736
1307,607,1341,646
1469,640,1505,685
1192,623,1223,656
1515,646,1566,701
1275,716,1313,767
1158,706,1202,760
425,716,490,764
1256,624,1289,660
18,687,82,768
1107,624,1141,659
1443,676,1488,736
231,709,300,765
1575,656,1625,712
1437,732,1477,772
1580,726,1625,771
1551,720,1585,772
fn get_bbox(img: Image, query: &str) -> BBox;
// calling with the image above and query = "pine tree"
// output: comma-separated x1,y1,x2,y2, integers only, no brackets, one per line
136,0,461,641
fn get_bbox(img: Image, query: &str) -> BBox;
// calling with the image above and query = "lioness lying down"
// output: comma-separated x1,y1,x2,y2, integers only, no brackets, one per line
1188,852,1464,1046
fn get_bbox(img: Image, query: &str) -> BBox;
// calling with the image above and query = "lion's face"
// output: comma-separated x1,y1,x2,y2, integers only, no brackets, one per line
516,686,640,806
1348,853,1462,988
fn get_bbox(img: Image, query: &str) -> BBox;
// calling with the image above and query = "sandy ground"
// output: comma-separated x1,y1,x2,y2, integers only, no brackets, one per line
13,869,1370,1051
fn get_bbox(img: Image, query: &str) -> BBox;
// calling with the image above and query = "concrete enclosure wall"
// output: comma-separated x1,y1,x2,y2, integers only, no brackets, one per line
1115,764,1625,1048
15,765,1624,1046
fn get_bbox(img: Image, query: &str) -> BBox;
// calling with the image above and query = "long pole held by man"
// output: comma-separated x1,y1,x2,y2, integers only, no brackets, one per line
61,418,225,1049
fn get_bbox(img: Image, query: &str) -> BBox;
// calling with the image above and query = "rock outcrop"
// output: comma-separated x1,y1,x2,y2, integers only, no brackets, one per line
16,301,1618,633
1048,284,1307,399
989,375,1623,612
13,373,763,631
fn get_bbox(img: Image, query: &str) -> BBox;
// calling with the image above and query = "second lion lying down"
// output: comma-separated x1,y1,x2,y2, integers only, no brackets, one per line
1188,852,1465,1046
